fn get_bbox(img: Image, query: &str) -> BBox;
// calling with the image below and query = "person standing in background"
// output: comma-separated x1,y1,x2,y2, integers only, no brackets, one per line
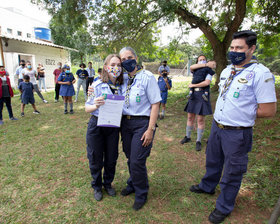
53,62,62,103
37,63,47,92
86,61,95,94
21,61,48,104
158,60,170,77
75,63,89,102
15,59,26,87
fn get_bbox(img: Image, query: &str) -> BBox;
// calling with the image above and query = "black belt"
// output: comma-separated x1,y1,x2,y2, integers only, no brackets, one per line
92,115,98,120
123,115,150,120
215,120,252,130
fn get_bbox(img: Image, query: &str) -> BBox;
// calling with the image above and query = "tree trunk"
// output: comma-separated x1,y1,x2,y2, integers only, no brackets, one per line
212,44,229,91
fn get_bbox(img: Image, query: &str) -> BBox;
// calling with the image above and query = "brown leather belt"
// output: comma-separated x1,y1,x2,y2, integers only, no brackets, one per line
215,120,252,130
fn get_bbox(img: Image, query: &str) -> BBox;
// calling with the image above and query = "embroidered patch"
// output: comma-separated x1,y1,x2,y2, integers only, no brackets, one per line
246,72,254,80
238,78,248,84
233,92,240,98
265,77,274,83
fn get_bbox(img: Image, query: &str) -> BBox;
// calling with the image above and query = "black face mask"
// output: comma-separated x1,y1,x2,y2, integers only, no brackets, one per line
21,64,25,67
163,64,167,66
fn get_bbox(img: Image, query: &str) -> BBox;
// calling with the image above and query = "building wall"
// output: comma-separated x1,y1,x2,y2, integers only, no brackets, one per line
3,39,70,88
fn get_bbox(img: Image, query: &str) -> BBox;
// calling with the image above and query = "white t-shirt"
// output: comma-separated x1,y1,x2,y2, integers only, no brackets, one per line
22,69,37,85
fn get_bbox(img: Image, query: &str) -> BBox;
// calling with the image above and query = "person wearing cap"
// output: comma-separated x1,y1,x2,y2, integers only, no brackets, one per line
57,65,76,114
75,63,89,102
189,30,277,223
119,47,161,211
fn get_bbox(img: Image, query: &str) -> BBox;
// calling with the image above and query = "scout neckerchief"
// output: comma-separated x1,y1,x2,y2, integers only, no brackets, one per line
125,66,143,106
220,56,258,97
108,80,121,95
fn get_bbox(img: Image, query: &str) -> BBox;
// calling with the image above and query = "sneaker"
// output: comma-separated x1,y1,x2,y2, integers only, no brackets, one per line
64,110,68,114
209,208,229,224
0,120,3,125
74,100,77,103
33,110,40,114
189,184,215,195
104,186,116,197
94,189,103,201
69,110,74,114
54,99,58,103
196,141,202,151
21,112,24,117
133,200,146,211
9,117,18,121
202,94,208,102
43,100,48,103
121,187,135,196
180,136,191,144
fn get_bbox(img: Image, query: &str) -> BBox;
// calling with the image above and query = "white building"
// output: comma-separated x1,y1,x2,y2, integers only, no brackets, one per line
0,1,77,88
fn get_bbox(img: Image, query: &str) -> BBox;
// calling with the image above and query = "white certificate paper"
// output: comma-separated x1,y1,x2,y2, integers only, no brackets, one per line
97,94,125,128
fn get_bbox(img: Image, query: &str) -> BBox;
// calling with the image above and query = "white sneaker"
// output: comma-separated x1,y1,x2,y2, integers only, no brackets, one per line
43,100,48,103
54,99,58,103
74,100,77,103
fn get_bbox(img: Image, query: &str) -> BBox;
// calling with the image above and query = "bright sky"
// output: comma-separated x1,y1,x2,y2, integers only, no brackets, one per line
1,0,202,46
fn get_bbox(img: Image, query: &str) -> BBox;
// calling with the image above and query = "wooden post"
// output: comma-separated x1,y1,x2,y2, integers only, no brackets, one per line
0,26,5,67
269,196,280,224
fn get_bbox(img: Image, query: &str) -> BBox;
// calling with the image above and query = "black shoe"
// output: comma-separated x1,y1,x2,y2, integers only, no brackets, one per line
105,186,116,197
121,188,135,196
94,189,103,201
21,112,24,117
180,136,191,144
189,184,215,195
64,110,68,114
132,201,146,211
208,208,229,224
196,141,202,151
69,110,74,114
202,94,208,102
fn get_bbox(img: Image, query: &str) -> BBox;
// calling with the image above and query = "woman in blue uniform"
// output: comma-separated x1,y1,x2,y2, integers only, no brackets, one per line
85,54,123,201
119,47,161,211
180,55,216,151
58,65,76,114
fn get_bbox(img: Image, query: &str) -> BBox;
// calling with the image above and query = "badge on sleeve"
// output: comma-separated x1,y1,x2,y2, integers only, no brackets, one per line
246,72,254,80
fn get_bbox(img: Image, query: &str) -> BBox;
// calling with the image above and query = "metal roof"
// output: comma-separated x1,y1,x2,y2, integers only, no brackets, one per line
0,34,79,52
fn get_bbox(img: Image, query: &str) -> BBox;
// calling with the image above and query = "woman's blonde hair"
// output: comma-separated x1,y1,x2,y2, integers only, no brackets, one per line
101,54,123,84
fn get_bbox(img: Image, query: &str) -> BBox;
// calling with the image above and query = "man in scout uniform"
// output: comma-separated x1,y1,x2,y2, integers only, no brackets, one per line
189,30,277,223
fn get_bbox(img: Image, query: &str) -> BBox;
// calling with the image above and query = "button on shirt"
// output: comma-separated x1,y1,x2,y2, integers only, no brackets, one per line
214,63,277,127
158,65,170,74
158,76,172,92
85,80,122,117
122,70,162,116
86,68,95,78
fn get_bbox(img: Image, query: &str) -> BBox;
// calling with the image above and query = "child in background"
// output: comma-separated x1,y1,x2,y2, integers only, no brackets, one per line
157,69,172,119
18,75,40,117
186,57,216,102
0,66,18,125
94,68,102,82
57,65,76,114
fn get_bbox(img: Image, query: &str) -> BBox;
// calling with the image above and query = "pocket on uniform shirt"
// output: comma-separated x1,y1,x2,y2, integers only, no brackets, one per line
131,87,145,103
228,155,248,175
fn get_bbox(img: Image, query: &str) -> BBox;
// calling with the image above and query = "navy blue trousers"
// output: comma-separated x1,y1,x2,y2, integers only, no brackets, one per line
86,116,119,190
199,120,252,214
0,97,14,120
121,118,154,203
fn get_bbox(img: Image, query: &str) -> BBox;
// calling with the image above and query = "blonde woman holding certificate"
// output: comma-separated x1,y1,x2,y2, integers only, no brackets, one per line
85,54,124,201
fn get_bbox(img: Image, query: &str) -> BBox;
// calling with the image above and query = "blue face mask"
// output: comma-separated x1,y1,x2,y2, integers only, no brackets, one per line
228,51,246,65
121,59,137,73
27,65,32,69
65,70,70,74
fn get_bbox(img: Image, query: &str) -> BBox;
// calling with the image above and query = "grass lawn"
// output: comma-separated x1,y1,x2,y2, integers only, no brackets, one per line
0,77,279,223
